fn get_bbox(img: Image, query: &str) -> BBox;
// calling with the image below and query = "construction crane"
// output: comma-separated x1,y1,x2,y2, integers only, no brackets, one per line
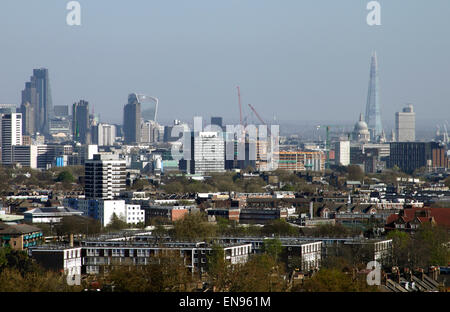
237,86,243,129
316,125,351,169
248,103,271,136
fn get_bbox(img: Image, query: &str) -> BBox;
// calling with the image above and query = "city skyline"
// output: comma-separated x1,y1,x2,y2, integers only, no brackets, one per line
1,1,450,126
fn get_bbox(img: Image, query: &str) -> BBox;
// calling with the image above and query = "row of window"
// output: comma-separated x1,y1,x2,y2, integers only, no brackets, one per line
301,243,321,254
66,249,81,259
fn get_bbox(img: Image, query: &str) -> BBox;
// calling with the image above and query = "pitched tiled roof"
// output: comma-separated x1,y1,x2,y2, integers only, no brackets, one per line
0,223,42,235
386,207,450,228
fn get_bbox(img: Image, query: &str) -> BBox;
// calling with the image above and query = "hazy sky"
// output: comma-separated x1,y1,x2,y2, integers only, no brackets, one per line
1,0,449,127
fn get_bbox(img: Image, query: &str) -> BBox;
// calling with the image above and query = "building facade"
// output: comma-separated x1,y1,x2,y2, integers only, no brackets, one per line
193,131,225,174
72,100,90,144
395,104,415,142
97,123,116,146
388,142,446,174
275,150,326,172
365,52,383,141
21,68,53,135
123,93,142,145
85,154,126,200
334,140,350,166
1,113,23,165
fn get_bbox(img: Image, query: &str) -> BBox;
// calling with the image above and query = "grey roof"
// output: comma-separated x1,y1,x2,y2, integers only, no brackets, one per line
0,223,42,235
24,207,84,216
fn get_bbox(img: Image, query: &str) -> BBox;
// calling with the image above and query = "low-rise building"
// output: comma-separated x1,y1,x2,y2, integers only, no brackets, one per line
0,223,43,250
23,207,84,223
81,240,252,274
385,207,450,233
63,198,144,227
29,245,82,286
144,205,189,222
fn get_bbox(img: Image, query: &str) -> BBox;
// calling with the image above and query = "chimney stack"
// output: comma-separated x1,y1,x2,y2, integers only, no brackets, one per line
70,233,74,247
309,202,314,220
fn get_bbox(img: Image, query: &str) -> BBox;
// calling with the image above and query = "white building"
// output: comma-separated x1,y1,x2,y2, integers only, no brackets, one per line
395,104,415,142
334,140,350,166
64,199,143,227
1,113,23,165
125,204,145,224
141,120,162,144
97,123,116,146
10,145,38,168
23,207,84,223
74,199,126,227
30,246,82,286
194,131,225,174
84,154,126,199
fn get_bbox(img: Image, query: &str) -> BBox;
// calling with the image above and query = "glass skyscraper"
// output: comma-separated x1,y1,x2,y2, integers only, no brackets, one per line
365,52,383,141
21,68,53,136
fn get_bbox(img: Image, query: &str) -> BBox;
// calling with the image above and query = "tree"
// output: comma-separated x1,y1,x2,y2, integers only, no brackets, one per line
280,184,295,192
56,215,101,236
173,212,216,241
206,245,228,291
410,224,450,268
261,219,299,237
56,170,74,183
131,179,150,191
104,213,129,232
106,251,193,292
294,268,378,292
228,254,287,292
347,165,364,181
216,217,231,235
0,268,78,292
0,247,40,276
387,230,411,268
162,181,185,194
262,238,283,262
387,225,449,269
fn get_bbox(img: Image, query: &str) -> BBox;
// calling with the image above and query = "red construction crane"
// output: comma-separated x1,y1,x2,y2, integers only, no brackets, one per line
248,103,271,136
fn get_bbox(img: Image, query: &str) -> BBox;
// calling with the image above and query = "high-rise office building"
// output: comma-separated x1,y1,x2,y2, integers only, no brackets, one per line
141,120,162,144
72,100,90,144
85,154,126,199
21,68,53,135
334,140,350,166
225,140,257,171
395,104,415,142
53,105,69,117
1,113,23,165
193,131,225,174
20,102,35,136
211,117,223,130
0,104,16,115
139,95,158,122
123,94,142,144
388,142,445,174
97,123,116,146
365,52,383,141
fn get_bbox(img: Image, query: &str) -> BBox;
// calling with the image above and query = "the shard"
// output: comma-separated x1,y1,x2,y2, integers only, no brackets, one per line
365,51,383,140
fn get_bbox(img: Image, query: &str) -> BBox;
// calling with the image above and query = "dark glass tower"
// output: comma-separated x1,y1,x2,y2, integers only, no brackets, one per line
365,52,383,140
123,93,142,144
72,100,90,144
21,68,53,135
